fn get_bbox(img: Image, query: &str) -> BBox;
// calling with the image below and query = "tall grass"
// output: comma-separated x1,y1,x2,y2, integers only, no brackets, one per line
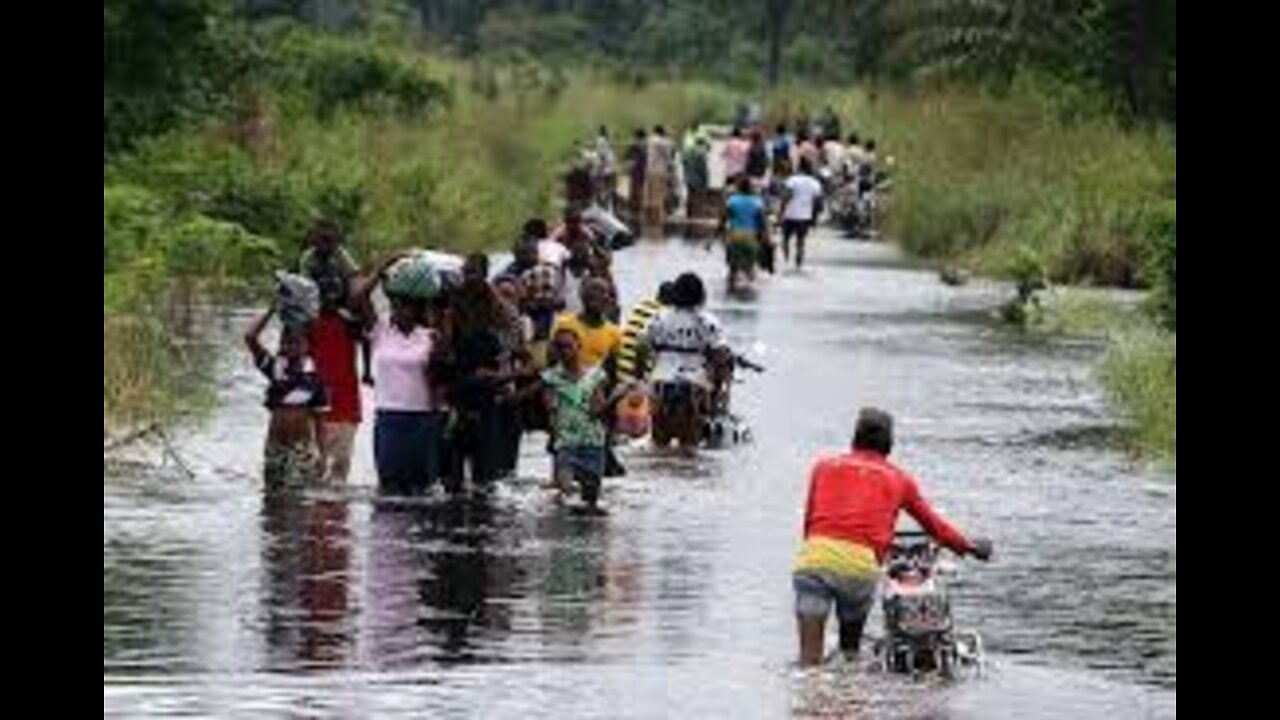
1100,326,1176,462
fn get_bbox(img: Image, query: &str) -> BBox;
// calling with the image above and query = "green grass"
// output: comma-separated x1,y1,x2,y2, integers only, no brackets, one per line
1099,326,1176,462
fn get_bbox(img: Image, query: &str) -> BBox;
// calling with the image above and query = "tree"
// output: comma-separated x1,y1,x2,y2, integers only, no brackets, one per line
104,0,234,153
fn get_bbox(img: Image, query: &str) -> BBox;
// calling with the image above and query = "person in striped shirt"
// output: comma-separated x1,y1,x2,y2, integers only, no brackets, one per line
616,280,675,384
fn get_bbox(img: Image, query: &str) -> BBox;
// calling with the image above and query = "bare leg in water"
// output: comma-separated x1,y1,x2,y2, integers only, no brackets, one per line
798,615,826,667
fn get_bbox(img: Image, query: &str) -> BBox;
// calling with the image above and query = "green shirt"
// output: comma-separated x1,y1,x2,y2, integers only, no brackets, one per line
541,366,607,447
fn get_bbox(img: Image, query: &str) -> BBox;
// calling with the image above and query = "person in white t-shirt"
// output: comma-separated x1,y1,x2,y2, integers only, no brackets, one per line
642,272,731,448
781,158,825,269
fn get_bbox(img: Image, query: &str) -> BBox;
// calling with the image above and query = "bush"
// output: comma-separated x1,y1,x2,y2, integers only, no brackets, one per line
271,27,451,119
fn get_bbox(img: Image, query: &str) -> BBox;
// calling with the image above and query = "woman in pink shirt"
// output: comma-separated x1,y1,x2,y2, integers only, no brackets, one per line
722,126,752,182
353,254,447,495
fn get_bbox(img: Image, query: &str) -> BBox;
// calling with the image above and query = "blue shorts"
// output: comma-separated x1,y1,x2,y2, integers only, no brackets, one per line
793,569,877,624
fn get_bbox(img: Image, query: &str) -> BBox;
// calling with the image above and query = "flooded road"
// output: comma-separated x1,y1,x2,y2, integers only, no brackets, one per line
105,231,1175,718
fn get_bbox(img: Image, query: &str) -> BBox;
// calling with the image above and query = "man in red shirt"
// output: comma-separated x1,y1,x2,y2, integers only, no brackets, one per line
794,408,992,666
